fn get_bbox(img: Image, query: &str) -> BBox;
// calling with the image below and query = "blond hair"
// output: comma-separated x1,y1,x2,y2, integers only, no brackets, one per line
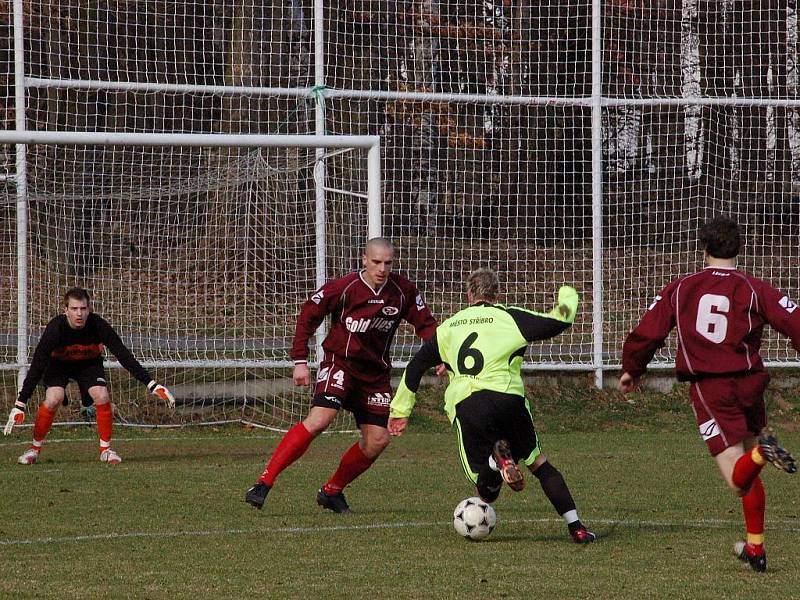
466,268,499,302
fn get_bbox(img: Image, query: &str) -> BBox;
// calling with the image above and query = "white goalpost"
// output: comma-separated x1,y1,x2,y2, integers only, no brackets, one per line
0,130,381,430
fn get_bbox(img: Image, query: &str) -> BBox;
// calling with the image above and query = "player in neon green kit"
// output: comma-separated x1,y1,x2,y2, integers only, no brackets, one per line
389,267,595,543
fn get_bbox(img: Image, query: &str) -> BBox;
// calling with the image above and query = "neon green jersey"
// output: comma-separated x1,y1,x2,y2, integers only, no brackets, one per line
391,286,579,422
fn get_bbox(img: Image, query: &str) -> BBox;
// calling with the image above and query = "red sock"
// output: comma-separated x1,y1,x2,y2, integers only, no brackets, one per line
95,403,113,451
732,447,766,491
322,442,375,495
741,476,766,551
259,422,314,486
32,404,56,447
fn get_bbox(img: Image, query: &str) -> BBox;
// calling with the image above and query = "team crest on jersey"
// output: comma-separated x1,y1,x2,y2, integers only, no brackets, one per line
311,290,324,304
382,306,399,316
779,295,798,314
648,295,662,311
416,294,426,311
698,418,720,441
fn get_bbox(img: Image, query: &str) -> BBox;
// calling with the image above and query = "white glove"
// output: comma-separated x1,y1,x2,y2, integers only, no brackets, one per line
147,381,175,409
4,401,26,436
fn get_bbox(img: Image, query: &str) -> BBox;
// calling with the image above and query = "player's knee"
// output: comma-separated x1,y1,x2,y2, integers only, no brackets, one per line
362,431,390,457
302,419,330,436
90,388,111,405
43,396,63,411
303,407,337,434
44,388,65,409
375,432,391,451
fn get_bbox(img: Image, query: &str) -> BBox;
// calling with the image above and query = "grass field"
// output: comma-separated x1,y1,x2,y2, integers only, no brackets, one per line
1,385,799,600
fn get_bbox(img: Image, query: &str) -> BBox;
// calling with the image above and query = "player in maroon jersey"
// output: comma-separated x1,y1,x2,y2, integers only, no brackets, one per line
245,237,437,512
3,287,175,464
619,216,798,572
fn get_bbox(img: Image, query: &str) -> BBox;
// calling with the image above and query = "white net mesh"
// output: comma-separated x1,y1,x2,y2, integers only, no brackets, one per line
2,1,800,428
11,143,369,430
601,1,800,366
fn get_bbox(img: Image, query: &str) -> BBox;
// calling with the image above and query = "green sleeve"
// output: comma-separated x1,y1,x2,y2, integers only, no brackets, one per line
389,371,416,418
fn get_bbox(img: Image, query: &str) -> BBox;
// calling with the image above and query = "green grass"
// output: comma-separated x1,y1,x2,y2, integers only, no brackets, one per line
1,420,799,600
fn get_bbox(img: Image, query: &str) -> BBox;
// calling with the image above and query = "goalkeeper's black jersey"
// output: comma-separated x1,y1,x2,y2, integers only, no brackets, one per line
18,313,152,403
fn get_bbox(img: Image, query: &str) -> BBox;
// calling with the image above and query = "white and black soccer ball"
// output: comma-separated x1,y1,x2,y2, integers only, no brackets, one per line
453,496,496,541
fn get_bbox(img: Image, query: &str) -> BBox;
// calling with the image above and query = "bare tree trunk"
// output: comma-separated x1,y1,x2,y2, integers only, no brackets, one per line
406,0,441,236
682,0,704,181
222,3,261,133
787,0,800,180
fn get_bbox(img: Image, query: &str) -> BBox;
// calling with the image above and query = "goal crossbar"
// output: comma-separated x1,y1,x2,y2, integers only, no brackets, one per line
0,131,380,149
3,133,382,394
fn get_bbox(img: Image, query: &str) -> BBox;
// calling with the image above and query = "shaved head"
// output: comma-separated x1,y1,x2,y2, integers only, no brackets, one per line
364,237,395,255
361,237,395,290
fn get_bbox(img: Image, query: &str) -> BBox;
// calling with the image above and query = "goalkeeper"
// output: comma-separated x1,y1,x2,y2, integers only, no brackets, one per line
389,268,595,544
4,287,175,464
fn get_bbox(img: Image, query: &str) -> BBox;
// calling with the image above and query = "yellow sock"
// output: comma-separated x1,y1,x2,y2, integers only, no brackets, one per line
747,532,765,546
751,447,767,466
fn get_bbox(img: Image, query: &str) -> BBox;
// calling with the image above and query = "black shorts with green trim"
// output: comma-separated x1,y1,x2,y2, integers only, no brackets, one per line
453,389,541,486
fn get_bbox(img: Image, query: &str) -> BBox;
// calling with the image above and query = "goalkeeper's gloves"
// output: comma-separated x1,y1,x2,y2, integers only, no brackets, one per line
4,401,26,436
554,285,579,324
147,381,175,409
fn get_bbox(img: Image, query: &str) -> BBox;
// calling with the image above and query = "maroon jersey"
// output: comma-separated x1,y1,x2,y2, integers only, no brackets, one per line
623,266,800,380
291,271,437,380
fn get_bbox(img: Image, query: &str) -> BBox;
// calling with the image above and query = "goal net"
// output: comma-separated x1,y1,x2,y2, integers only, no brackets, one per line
1,139,379,431
4,0,800,430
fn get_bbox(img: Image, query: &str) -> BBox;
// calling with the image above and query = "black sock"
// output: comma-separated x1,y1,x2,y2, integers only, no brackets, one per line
533,460,577,518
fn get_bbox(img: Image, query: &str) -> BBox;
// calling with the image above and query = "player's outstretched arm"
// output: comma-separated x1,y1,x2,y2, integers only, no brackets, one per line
508,285,580,342
390,335,442,428
147,381,175,408
3,401,26,435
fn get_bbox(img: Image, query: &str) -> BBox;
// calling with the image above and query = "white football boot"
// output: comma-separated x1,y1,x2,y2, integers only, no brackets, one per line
17,448,39,465
99,448,122,464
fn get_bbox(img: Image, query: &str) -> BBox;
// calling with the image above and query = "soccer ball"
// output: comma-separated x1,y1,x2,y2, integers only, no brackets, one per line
453,497,496,541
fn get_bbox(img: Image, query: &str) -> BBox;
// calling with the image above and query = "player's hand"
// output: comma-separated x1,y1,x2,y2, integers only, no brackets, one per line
4,401,26,435
388,417,408,437
147,381,175,408
293,363,311,386
555,286,579,323
618,372,640,394
435,363,448,378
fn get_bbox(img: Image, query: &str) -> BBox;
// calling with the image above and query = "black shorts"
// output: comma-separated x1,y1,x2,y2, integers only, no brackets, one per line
453,390,541,485
42,359,108,403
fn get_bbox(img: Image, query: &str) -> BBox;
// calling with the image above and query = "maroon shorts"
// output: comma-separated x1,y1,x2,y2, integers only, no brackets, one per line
689,371,769,456
311,360,391,427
